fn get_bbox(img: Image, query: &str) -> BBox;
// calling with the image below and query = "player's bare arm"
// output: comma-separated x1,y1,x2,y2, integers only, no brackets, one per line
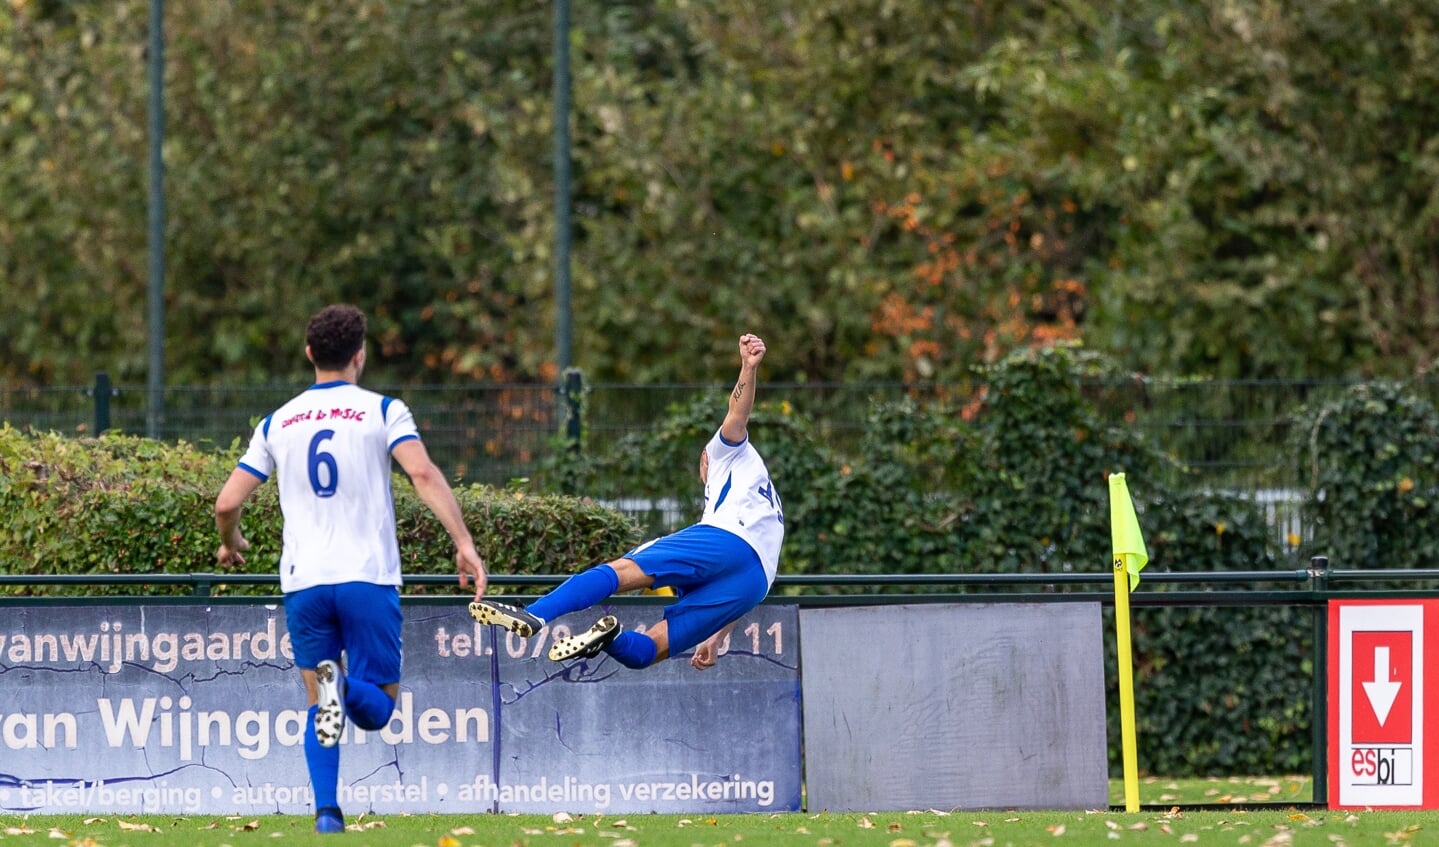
719,333,766,444
214,467,263,566
392,439,488,598
691,620,740,671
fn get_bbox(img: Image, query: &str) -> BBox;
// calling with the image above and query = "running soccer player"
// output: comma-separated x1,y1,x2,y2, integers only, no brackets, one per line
213,304,486,834
469,333,783,671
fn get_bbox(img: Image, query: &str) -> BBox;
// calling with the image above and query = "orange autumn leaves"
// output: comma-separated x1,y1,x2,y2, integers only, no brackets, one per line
866,157,1087,382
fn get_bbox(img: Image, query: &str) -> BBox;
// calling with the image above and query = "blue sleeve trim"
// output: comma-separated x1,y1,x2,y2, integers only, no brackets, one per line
713,472,734,511
381,396,395,422
261,413,275,439
389,433,420,451
237,462,268,483
718,432,746,448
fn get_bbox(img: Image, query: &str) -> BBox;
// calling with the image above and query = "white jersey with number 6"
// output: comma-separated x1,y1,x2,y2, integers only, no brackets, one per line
236,381,419,593
700,428,785,585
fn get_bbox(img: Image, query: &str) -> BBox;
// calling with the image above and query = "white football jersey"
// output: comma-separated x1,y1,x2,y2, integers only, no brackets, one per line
236,381,418,593
700,428,785,584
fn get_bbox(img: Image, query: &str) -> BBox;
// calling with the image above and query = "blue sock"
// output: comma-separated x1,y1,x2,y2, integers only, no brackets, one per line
304,705,340,810
528,564,620,622
343,678,396,731
605,630,658,669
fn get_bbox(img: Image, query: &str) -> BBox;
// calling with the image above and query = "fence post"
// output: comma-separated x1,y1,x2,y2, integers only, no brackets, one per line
554,368,585,494
93,372,112,434
1309,555,1329,806
560,368,584,451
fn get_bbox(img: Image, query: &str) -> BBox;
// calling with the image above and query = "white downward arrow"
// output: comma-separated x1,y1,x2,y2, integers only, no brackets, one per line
1362,646,1403,726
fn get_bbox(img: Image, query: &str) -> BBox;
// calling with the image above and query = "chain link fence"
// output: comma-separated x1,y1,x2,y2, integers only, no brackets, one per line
0,374,1404,547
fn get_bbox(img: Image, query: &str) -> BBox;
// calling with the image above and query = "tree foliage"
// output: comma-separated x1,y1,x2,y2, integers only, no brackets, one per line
4,1,1439,385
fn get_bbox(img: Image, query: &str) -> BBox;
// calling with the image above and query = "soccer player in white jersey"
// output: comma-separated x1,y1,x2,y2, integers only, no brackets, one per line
470,333,783,671
213,304,486,834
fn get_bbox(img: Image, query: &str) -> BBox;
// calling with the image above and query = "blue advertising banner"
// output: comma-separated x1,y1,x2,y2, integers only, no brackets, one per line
0,601,800,816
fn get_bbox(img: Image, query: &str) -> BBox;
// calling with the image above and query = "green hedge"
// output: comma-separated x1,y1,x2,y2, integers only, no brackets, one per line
0,425,642,596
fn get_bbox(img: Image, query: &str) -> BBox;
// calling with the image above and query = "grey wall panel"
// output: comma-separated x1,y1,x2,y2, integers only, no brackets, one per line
799,603,1107,811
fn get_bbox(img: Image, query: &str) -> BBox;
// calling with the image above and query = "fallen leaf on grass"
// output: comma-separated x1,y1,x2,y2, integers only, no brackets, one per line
450,826,476,835
1047,824,1066,836
553,812,574,824
4,827,34,836
119,820,161,832
858,817,875,829
46,828,68,839
1382,825,1421,843
887,822,902,832
82,818,106,825
437,835,462,847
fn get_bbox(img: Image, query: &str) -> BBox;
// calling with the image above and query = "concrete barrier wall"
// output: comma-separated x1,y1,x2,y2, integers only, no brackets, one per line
0,600,1104,814
798,603,1108,811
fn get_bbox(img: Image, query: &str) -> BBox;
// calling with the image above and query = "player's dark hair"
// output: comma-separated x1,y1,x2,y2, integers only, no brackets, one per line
306,304,367,370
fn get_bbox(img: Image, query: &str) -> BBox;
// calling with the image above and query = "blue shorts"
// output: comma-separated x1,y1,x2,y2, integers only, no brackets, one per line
284,582,402,685
625,524,769,656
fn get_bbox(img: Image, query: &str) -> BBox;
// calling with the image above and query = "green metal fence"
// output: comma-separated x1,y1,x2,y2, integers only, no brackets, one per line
0,374,1415,547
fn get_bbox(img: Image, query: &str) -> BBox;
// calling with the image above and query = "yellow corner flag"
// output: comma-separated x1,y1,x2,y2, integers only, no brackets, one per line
1109,472,1149,590
1107,471,1147,812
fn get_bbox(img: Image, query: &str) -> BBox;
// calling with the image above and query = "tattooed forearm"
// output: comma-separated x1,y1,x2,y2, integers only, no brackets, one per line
731,381,746,401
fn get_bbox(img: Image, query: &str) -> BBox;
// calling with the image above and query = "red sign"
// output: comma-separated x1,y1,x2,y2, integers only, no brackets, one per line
1351,631,1413,745
1328,600,1439,809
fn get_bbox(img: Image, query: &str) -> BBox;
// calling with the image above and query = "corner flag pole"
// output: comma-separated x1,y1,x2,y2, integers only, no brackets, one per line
1113,554,1141,812
1109,472,1148,813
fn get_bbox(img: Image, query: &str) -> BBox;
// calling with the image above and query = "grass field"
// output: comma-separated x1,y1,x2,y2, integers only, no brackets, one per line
1,777,1433,846
1111,775,1315,807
